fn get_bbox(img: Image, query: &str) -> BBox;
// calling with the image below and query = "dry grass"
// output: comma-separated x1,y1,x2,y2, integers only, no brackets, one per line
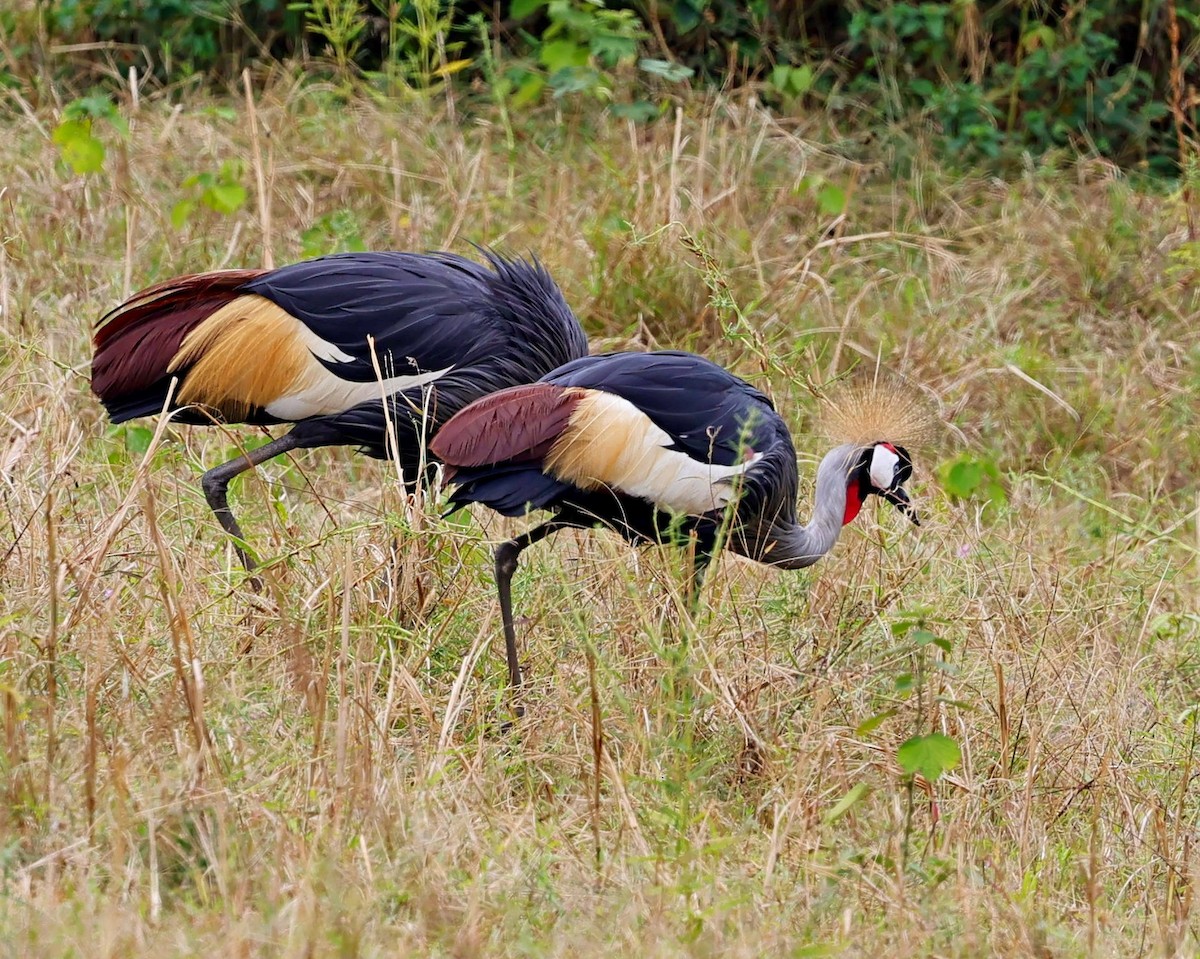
1,70,1199,957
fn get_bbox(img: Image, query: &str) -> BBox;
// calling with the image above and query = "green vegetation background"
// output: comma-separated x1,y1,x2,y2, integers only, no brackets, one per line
6,0,1198,174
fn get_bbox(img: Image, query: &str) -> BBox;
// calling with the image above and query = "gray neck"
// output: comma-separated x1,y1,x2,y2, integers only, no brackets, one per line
758,444,857,570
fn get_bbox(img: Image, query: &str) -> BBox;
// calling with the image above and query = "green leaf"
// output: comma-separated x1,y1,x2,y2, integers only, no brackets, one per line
609,100,660,122
512,74,546,108
638,58,694,82
911,629,953,653
124,425,154,454
204,182,247,215
61,135,105,175
510,0,548,18
669,0,703,33
591,34,638,66
52,119,105,175
897,733,961,782
771,64,815,97
787,64,815,95
945,460,983,496
548,66,602,97
940,454,1007,506
170,198,197,229
816,183,847,217
539,39,589,72
855,709,897,736
64,94,127,137
824,782,870,823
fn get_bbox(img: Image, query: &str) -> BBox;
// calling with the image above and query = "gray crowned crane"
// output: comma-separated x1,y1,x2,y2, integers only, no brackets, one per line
430,350,927,710
91,250,588,571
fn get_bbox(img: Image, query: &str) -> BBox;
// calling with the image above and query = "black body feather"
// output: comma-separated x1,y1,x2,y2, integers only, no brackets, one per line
444,351,800,551
281,252,588,477
102,250,588,481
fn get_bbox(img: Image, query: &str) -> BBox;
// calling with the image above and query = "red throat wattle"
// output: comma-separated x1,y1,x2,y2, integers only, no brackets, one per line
843,478,864,525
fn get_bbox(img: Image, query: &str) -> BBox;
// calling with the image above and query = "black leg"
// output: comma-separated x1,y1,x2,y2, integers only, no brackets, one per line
200,431,305,573
494,520,565,717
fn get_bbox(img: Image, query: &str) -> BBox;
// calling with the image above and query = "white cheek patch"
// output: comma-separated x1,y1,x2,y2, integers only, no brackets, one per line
869,444,900,489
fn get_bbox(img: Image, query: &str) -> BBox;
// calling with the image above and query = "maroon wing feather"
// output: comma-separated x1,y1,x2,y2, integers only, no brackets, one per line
431,383,581,477
91,270,267,402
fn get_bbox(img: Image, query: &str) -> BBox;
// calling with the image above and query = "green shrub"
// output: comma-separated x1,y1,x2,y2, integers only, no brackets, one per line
20,0,1200,174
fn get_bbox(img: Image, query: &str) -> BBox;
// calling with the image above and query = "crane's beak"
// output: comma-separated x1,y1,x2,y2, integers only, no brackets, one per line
882,486,920,526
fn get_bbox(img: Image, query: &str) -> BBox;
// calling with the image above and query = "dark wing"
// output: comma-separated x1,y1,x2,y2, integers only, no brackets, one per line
543,350,781,466
430,383,582,472
544,350,799,530
243,249,585,386
242,252,506,383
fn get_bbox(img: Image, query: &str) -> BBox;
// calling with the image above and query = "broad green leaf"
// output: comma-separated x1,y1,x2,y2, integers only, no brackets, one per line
123,426,154,455
205,182,247,214
591,35,638,66
60,135,105,175
51,118,87,144
912,629,953,653
670,0,702,33
171,198,197,229
549,66,601,97
52,119,105,174
788,64,815,95
945,460,983,497
897,733,961,782
940,455,1006,506
539,39,589,73
816,183,847,217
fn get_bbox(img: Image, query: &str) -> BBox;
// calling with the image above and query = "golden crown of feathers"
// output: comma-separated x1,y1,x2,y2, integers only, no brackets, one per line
815,373,942,450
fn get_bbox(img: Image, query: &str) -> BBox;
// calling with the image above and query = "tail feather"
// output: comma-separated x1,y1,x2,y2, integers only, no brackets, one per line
91,270,266,414
445,463,570,517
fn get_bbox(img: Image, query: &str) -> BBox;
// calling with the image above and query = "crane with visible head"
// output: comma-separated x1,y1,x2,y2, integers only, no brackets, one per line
92,250,588,571
431,350,931,710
